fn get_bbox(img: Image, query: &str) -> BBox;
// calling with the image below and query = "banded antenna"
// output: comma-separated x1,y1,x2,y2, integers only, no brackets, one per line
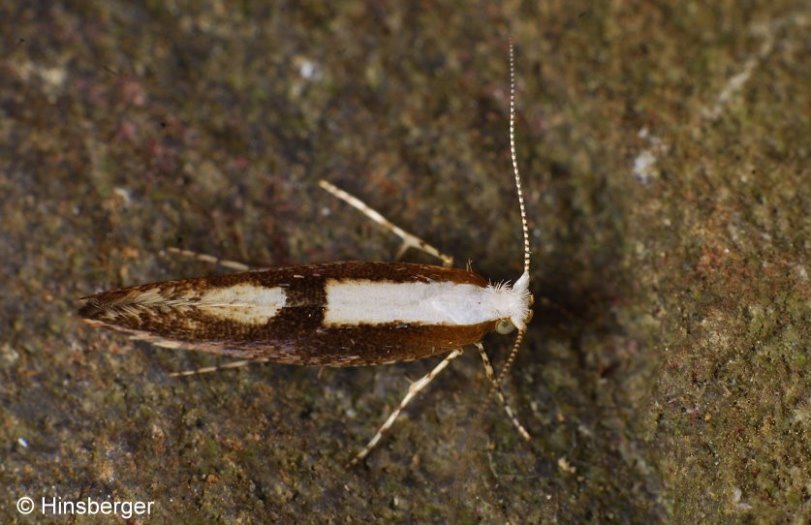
497,41,531,386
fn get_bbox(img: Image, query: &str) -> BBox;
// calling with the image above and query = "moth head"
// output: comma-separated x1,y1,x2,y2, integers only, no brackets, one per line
508,270,533,332
488,270,533,335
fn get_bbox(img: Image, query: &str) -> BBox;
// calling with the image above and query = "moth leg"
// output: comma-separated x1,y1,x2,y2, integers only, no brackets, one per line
349,348,464,467
475,342,531,441
161,247,256,272
169,358,269,378
318,179,454,268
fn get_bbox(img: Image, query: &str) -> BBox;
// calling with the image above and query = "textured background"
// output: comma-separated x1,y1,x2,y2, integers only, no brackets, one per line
1,2,809,523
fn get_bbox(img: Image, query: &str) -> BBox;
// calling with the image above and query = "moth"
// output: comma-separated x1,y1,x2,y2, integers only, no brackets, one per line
80,44,533,465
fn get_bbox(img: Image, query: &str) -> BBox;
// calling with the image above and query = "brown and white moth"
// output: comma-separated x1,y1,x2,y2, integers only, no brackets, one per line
80,44,533,465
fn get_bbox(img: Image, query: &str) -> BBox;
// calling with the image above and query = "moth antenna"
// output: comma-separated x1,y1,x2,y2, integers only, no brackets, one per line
509,40,531,277
476,343,531,441
497,329,525,386
497,40,531,386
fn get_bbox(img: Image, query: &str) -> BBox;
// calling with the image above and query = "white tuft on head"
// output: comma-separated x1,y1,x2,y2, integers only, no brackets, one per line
485,271,533,331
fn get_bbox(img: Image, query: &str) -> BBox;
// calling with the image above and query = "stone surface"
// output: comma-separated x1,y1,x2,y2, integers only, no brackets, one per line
1,2,809,523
